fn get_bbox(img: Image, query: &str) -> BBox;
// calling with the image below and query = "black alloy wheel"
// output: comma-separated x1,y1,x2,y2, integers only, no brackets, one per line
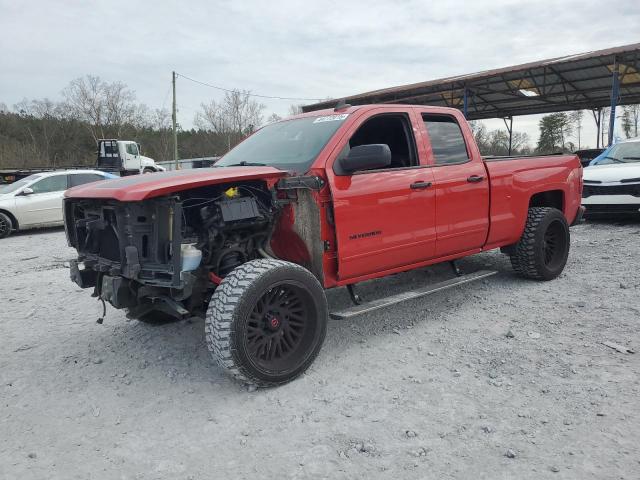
206,259,328,387
245,282,315,371
510,207,570,281
542,219,567,270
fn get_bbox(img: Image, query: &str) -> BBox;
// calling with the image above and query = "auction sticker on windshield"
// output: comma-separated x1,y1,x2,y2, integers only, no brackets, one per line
313,114,349,123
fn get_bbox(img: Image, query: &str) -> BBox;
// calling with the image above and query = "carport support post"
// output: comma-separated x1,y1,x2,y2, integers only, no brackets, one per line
608,59,620,147
503,116,513,155
463,87,469,118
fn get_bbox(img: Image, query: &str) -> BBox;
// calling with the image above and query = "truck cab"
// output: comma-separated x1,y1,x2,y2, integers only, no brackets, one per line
97,139,164,175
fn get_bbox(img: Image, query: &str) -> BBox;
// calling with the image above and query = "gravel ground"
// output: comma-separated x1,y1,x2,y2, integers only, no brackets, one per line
1,219,639,480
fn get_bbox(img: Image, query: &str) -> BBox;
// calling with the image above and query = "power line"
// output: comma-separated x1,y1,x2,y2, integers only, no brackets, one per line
175,72,322,102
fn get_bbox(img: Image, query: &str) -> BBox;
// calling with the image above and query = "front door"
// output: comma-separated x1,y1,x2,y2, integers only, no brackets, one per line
328,111,437,280
15,174,68,226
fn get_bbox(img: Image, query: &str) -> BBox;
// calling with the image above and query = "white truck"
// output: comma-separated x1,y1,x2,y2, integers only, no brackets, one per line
96,139,165,176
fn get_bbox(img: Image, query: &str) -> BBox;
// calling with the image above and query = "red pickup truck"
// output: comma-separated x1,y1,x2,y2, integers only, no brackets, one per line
64,104,583,387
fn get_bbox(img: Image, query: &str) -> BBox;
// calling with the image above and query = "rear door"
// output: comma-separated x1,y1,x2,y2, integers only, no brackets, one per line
15,174,68,226
419,113,490,257
328,109,437,280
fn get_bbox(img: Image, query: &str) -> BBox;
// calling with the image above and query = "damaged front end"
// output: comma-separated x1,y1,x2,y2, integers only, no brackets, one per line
65,181,278,320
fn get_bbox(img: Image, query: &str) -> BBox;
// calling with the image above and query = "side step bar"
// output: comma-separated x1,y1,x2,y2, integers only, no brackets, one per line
330,269,497,320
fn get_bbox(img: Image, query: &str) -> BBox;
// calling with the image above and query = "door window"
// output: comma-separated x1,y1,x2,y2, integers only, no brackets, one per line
423,115,470,165
69,173,104,187
345,114,417,170
30,175,68,194
125,143,139,156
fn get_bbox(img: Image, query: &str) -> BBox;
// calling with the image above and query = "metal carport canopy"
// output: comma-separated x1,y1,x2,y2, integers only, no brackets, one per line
302,43,640,122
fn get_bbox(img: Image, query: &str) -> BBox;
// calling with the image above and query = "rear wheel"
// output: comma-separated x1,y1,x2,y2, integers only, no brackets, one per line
510,207,570,280
0,212,13,239
205,259,328,387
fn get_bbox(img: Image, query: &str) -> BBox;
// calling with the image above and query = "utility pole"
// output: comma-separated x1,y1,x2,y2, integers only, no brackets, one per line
172,71,179,169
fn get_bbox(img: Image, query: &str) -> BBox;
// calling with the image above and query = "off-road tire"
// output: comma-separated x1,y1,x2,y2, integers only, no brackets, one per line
205,259,328,387
510,207,570,280
0,212,13,239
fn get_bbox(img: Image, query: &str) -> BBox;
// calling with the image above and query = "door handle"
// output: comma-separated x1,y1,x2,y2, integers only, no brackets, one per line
467,175,484,183
410,181,432,190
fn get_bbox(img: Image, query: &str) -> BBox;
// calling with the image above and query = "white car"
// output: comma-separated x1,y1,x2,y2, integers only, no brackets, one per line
0,170,116,238
582,137,640,215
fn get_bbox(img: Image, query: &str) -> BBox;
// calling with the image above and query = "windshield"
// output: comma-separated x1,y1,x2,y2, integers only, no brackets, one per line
216,114,349,173
0,175,41,194
592,142,640,165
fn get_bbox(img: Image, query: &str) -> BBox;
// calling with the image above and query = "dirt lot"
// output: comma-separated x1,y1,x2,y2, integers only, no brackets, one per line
1,219,639,480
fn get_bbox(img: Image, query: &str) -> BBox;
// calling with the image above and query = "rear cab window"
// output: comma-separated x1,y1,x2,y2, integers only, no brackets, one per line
422,114,470,165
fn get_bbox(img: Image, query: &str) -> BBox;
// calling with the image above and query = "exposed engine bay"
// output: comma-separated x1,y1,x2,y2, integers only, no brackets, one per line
64,180,281,318
183,181,276,276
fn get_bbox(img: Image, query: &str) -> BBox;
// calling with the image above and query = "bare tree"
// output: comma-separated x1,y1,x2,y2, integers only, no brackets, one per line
195,98,230,135
62,75,141,143
559,113,573,149
622,105,640,138
569,110,584,149
151,108,172,161
469,121,489,152
103,81,137,135
13,97,64,165
225,90,265,135
195,90,265,150
266,113,282,124
288,104,304,116
511,131,530,152
62,75,105,142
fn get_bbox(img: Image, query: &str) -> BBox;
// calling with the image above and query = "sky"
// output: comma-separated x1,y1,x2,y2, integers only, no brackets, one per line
1,0,639,149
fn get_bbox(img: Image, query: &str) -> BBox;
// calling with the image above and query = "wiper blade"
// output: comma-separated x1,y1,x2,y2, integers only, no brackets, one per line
622,156,640,160
602,156,622,163
225,161,268,167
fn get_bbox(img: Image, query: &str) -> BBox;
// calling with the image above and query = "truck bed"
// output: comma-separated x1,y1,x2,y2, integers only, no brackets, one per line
483,153,582,250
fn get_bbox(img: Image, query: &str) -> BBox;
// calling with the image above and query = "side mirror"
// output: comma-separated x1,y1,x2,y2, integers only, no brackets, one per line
335,144,392,175
20,187,34,196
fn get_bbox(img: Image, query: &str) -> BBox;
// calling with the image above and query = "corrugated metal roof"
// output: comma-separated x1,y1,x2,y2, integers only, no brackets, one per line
302,43,640,120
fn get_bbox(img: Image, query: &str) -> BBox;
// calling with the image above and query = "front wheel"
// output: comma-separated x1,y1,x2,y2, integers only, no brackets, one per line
205,259,328,387
0,212,13,239
510,207,570,280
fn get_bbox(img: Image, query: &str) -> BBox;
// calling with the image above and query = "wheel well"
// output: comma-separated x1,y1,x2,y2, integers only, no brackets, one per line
529,190,564,212
0,209,19,230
